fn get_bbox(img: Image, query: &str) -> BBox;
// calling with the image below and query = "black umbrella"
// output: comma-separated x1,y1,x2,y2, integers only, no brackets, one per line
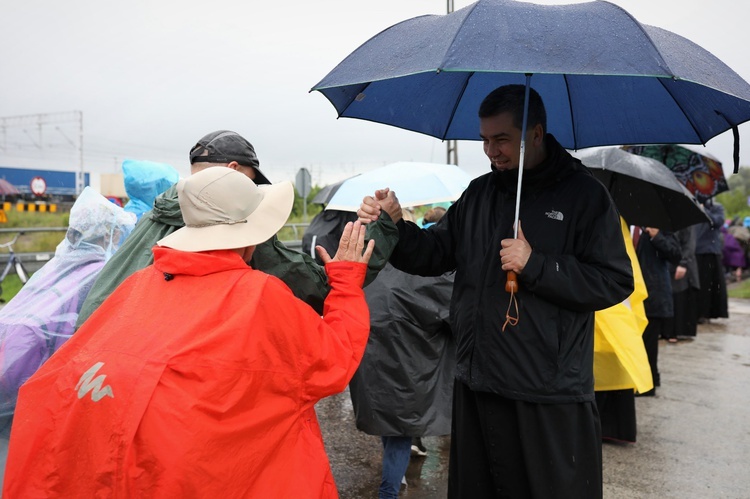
578,147,709,231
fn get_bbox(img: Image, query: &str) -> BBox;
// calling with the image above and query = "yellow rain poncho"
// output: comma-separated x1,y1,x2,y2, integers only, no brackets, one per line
594,218,653,394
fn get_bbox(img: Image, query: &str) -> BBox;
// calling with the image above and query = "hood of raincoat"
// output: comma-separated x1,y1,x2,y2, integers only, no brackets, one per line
62,186,137,259
147,183,185,227
122,159,180,220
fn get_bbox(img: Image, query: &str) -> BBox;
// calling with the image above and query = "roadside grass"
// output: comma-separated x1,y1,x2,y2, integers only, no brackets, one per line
1,211,68,252
1,210,68,302
0,274,25,303
728,278,750,299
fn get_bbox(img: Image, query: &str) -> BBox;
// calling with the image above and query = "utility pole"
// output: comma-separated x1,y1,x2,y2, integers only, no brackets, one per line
446,0,458,165
0,110,84,195
77,110,84,195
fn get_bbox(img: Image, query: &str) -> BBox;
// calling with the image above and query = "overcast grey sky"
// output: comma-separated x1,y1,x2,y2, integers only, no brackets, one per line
2,0,749,186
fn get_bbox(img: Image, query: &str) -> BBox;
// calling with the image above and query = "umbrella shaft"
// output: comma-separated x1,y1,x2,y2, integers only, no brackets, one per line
513,75,532,239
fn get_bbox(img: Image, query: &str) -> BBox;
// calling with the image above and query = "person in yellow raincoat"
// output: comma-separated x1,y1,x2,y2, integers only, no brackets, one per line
593,217,653,442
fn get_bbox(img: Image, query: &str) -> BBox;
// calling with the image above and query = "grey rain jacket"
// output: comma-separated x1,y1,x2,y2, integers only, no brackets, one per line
349,263,455,437
386,135,633,403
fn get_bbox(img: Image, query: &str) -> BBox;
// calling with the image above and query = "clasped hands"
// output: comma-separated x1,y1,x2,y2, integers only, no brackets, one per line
357,188,532,274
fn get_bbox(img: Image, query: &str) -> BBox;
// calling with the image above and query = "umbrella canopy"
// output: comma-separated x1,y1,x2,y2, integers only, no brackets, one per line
578,148,709,231
312,0,750,165
312,176,357,205
621,144,728,202
324,162,473,212
0,179,20,196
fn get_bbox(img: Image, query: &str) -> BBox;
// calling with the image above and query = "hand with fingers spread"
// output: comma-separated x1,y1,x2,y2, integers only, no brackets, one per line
317,221,375,265
358,188,403,224
499,220,532,274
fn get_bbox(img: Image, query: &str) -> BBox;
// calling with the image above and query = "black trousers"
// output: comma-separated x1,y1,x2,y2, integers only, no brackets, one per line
595,389,636,443
448,381,602,499
669,288,698,338
642,318,668,387
696,253,728,319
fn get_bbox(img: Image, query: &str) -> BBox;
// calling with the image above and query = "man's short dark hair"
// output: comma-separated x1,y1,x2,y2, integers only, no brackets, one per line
478,85,547,134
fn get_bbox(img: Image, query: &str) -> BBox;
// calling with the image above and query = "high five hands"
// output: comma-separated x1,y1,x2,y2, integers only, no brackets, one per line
316,220,375,265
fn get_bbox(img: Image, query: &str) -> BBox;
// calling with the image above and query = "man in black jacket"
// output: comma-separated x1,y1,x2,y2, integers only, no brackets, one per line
358,85,633,498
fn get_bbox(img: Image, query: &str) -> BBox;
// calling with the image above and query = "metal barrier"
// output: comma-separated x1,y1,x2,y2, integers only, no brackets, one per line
0,225,307,274
284,223,309,241
2,202,58,213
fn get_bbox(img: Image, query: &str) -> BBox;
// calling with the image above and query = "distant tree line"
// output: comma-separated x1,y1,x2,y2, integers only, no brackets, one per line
717,167,750,221
290,185,325,221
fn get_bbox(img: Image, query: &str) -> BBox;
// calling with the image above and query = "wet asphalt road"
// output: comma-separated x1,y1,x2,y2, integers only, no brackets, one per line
320,297,750,499
2,298,748,497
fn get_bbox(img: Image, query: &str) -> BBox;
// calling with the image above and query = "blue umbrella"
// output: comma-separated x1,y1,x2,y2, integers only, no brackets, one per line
312,0,750,172
312,0,750,293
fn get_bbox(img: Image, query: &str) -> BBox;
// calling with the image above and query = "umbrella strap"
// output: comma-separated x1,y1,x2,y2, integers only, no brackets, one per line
732,125,740,175
716,111,741,174
502,289,519,332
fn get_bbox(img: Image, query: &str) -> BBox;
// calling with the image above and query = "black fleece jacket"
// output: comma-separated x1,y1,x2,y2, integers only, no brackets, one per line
390,135,633,403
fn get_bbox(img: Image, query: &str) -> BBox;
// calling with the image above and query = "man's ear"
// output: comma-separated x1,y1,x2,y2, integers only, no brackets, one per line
227,161,242,171
532,123,545,145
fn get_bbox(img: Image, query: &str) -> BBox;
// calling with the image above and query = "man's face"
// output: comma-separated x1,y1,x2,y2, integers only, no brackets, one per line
480,112,543,171
480,112,523,171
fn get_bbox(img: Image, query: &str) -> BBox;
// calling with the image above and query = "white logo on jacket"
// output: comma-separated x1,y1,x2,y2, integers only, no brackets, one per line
75,362,114,402
545,210,564,221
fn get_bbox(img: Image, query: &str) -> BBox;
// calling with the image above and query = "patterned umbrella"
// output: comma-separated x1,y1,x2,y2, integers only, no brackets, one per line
622,145,728,202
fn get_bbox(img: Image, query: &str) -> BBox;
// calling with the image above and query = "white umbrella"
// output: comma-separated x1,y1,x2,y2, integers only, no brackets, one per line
324,162,473,212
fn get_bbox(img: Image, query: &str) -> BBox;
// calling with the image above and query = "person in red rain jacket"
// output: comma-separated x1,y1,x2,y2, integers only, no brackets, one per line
3,167,374,498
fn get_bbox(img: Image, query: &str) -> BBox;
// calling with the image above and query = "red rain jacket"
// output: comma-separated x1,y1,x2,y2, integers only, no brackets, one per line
3,247,369,498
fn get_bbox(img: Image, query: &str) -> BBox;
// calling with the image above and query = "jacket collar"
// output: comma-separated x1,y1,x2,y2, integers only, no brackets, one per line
152,246,249,278
490,134,585,194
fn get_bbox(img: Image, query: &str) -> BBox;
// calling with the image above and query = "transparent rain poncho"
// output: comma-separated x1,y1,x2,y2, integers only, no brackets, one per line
0,187,136,417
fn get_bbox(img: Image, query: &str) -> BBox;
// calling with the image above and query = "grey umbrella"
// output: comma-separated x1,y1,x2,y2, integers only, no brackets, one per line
578,147,709,231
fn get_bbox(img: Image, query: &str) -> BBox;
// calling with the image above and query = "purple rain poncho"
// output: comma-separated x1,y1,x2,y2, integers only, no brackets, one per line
0,187,136,417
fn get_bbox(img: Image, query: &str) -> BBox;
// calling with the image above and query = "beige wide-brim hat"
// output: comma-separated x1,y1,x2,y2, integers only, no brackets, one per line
157,168,294,252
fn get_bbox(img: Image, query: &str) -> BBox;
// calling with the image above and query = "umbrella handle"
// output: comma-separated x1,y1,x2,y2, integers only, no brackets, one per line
502,271,520,331
505,271,518,292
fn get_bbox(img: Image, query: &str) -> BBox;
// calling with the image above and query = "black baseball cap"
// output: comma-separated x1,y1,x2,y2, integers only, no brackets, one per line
189,130,270,185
